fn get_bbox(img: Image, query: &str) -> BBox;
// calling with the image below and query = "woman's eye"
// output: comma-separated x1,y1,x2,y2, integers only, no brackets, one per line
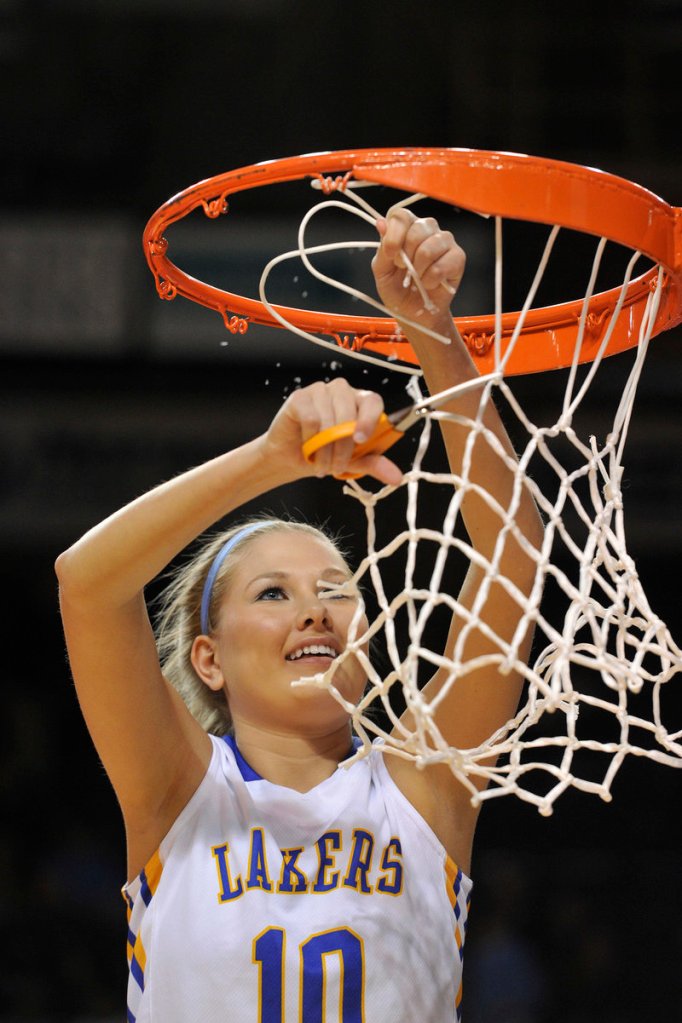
257,586,286,601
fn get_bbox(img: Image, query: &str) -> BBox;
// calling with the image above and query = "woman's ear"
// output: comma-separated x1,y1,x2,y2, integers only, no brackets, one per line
191,635,226,692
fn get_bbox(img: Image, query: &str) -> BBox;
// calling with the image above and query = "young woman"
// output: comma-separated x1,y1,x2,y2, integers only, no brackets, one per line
56,209,543,1022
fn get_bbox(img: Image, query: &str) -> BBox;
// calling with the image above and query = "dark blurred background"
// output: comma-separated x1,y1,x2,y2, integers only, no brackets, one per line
2,1,681,1020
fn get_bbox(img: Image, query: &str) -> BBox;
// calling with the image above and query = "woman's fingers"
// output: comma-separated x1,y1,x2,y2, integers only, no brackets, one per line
410,228,465,292
287,380,388,480
373,209,465,317
351,389,385,444
350,452,403,487
400,218,465,291
373,208,415,276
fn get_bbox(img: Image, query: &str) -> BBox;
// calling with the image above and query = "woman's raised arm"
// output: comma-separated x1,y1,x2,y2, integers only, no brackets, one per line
56,382,399,874
372,210,544,863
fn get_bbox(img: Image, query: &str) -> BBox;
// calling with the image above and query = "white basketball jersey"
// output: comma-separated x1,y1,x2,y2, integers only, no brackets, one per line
122,735,472,1023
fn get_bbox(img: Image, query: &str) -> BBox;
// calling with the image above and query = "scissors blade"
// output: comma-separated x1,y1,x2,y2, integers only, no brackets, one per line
390,374,493,432
387,402,429,433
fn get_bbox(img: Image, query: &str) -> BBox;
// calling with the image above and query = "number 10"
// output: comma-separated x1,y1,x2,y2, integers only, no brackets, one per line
253,926,365,1022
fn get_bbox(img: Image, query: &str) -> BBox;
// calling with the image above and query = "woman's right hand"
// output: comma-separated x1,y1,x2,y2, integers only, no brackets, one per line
262,378,403,486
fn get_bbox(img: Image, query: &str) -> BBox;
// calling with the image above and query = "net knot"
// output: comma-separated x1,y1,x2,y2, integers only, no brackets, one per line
602,462,624,506
602,479,621,505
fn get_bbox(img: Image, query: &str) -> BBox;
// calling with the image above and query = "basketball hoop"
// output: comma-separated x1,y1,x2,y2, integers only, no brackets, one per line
145,151,682,812
143,148,682,375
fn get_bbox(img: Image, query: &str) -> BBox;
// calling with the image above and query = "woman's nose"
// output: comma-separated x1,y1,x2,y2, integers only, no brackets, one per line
296,598,330,630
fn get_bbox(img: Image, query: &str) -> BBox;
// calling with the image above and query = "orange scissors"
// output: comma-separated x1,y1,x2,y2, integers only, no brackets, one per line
301,378,488,478
301,400,430,480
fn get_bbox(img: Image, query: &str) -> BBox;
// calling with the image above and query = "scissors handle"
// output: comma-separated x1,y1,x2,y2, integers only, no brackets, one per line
302,413,405,479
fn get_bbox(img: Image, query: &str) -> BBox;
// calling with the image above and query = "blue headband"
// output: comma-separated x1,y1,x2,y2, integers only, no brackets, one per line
200,521,273,635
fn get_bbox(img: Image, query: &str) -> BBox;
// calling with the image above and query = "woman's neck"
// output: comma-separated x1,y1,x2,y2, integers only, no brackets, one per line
230,719,355,791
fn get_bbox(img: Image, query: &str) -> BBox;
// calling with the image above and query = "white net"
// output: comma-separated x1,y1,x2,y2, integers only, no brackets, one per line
263,183,682,815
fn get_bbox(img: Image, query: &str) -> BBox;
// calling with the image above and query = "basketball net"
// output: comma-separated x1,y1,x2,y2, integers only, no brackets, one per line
268,183,682,815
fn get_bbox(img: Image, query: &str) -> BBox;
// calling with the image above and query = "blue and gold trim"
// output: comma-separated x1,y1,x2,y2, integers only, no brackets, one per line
123,849,163,1023
444,855,471,1022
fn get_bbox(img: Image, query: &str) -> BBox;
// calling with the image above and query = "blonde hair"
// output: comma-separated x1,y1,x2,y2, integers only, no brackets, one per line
154,517,349,735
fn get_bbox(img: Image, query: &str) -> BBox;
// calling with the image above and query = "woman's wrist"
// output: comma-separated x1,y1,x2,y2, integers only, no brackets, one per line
241,432,308,494
402,317,478,385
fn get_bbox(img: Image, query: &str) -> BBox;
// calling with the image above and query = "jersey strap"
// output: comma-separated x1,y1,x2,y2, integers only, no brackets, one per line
222,735,263,781
221,733,363,782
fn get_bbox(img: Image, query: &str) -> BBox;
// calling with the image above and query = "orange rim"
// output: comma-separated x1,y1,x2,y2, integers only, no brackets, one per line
143,148,682,375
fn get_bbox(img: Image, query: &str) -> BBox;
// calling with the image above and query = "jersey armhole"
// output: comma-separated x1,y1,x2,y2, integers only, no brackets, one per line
371,742,473,888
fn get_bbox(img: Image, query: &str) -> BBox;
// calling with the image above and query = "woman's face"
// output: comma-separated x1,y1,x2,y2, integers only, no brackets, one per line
208,529,368,733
